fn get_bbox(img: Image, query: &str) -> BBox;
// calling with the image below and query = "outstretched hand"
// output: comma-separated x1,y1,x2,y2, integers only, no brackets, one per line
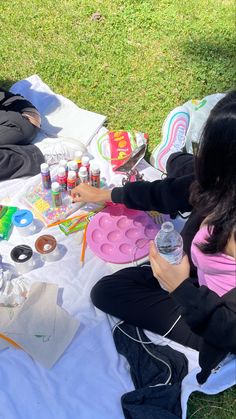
71,183,112,204
149,241,190,292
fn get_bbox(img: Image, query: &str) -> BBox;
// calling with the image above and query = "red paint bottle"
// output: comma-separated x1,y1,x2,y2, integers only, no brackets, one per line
57,167,67,192
67,170,77,195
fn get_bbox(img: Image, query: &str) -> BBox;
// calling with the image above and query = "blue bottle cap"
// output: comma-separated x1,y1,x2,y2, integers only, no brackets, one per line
12,209,33,228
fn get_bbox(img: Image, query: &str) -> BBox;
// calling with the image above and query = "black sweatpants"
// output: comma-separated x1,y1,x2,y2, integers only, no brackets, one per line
90,152,201,351
0,92,38,145
0,110,38,145
0,89,44,179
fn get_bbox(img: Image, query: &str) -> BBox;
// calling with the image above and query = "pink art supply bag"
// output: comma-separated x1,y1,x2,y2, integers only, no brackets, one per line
97,130,148,171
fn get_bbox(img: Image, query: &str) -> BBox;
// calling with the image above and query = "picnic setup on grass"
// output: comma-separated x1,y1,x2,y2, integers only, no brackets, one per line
0,75,235,419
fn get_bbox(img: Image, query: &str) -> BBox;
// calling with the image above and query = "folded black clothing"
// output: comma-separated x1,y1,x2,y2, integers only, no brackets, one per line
0,143,45,180
113,324,188,419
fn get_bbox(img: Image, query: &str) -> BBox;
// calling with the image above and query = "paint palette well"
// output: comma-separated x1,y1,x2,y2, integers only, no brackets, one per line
86,204,160,263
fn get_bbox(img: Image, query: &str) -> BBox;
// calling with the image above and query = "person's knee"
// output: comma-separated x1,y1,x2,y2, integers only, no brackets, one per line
90,275,112,310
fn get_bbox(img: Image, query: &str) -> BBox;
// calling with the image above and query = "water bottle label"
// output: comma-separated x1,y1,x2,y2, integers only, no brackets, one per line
159,249,183,264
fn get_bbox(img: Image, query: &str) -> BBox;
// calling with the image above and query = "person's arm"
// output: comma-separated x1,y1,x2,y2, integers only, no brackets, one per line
149,242,236,353
72,173,195,214
171,280,236,352
111,174,194,213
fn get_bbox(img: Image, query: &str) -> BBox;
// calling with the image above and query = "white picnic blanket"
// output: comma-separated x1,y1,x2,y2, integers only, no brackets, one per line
0,76,234,419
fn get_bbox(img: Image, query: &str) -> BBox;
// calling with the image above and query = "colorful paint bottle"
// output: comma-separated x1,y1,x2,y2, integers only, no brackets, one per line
40,163,51,190
90,163,101,188
68,160,79,183
67,170,77,195
81,156,90,177
79,166,89,184
57,167,67,192
74,151,83,171
51,182,62,207
59,159,68,178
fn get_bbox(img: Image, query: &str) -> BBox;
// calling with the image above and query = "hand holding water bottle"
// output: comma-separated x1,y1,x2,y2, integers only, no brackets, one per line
155,221,183,264
149,222,190,292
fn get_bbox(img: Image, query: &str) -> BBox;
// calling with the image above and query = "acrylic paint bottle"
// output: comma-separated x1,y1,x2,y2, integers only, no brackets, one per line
57,167,67,192
68,160,79,183
81,156,90,178
74,151,83,171
79,166,89,184
67,170,77,195
51,182,62,207
90,163,101,188
40,163,51,190
59,159,68,178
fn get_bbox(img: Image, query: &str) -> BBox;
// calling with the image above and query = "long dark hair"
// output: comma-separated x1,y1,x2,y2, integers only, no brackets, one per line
190,90,236,254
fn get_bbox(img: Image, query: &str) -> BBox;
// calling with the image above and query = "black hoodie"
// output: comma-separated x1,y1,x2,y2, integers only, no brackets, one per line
111,176,236,384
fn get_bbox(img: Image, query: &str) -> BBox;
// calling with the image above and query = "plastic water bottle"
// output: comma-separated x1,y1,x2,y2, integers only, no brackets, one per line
154,221,183,264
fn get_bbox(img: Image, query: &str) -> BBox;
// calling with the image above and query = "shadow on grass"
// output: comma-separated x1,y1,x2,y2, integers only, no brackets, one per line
0,80,17,90
183,38,235,60
181,37,235,91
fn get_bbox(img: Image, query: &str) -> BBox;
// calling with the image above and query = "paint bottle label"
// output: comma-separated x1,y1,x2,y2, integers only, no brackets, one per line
79,166,89,184
52,191,62,207
57,176,67,191
57,167,67,192
42,173,52,189
91,171,100,188
51,182,62,207
67,179,77,195
41,163,51,189
90,163,100,188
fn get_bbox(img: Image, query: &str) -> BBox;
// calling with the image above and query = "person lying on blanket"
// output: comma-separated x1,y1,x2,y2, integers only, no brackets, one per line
72,90,236,384
0,87,44,180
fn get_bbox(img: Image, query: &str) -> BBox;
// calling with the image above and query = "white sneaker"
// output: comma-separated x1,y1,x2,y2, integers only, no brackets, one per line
150,106,190,173
35,136,87,166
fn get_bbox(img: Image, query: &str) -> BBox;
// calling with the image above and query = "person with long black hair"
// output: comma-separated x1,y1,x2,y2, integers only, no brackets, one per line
72,90,236,384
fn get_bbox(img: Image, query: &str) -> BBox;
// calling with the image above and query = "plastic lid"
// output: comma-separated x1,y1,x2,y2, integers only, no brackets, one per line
59,159,67,168
40,163,49,172
161,221,174,232
35,234,57,254
79,166,88,176
81,156,90,165
10,245,33,263
68,160,78,171
74,151,83,160
51,182,60,192
58,166,66,176
12,209,33,228
68,170,76,180
90,162,100,174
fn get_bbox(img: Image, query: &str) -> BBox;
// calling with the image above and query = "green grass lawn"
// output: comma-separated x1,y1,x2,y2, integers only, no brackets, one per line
0,0,235,417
